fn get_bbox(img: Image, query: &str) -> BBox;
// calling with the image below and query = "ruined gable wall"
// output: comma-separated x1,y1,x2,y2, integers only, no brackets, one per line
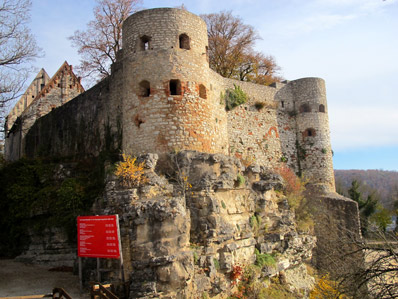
24,77,121,158
5,69,50,133
21,71,83,150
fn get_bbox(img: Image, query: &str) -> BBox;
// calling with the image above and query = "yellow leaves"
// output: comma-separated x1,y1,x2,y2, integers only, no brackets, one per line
310,275,347,299
114,153,147,187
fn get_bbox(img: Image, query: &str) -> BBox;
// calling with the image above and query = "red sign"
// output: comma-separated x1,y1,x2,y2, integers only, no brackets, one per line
77,215,121,259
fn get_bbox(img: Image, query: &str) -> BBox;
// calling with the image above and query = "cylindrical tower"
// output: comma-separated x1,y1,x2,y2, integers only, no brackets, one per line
120,8,229,155
290,78,335,193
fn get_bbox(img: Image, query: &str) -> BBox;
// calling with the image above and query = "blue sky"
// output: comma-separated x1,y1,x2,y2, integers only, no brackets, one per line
23,0,398,170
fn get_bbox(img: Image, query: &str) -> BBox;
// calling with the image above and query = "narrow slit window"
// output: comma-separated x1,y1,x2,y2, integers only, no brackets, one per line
199,84,207,99
179,34,190,50
170,79,181,95
139,80,150,97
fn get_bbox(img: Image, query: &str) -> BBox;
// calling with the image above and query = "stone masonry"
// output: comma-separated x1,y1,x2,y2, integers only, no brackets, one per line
4,8,363,297
5,8,335,194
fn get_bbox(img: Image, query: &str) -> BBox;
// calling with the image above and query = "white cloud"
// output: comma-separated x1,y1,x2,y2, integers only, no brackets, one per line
330,105,398,150
284,13,357,34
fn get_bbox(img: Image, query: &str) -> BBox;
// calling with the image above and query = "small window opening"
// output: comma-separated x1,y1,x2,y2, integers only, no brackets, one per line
199,84,207,99
32,95,35,98
40,84,45,90
304,128,316,137
281,101,285,108
140,35,151,51
319,104,325,113
179,34,190,50
170,79,181,95
299,103,311,113
134,114,145,128
139,80,150,97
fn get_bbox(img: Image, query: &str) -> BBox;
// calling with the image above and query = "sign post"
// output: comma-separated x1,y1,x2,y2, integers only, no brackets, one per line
77,215,124,292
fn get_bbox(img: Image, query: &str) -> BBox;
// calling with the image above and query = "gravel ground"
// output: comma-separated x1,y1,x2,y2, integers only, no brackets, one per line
0,259,88,298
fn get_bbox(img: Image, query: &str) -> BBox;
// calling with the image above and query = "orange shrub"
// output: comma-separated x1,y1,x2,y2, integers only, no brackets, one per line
114,154,147,187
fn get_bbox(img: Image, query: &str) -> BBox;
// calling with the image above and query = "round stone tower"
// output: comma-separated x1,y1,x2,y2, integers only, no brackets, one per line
291,78,335,193
120,8,229,155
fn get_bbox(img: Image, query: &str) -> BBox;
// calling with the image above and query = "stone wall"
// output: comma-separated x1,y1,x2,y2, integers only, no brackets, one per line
5,8,336,195
121,8,229,156
225,79,283,168
24,78,121,159
4,62,84,161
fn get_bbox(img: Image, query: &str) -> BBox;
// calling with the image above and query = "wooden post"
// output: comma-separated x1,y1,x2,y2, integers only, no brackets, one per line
79,257,83,292
116,214,127,298
97,257,101,282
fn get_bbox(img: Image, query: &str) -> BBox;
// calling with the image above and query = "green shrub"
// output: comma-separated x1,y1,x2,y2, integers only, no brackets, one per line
237,174,245,187
223,84,248,111
193,251,199,264
213,258,220,270
255,249,276,268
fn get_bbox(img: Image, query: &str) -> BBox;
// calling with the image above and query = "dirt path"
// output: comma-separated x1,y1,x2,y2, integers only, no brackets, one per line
0,259,87,298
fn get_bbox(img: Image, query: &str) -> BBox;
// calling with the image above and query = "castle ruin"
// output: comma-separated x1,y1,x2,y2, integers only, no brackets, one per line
5,8,335,194
3,8,362,298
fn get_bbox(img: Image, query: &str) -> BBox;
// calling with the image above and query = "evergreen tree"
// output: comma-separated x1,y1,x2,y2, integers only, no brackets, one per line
348,180,379,235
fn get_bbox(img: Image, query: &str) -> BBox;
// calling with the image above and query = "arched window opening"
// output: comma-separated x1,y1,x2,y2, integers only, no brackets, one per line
304,128,316,137
170,79,181,95
179,34,190,50
139,80,150,97
199,84,207,99
140,35,151,51
319,104,325,113
299,103,311,113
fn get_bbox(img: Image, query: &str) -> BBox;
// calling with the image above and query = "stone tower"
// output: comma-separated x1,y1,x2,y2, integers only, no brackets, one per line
290,78,335,192
120,8,229,155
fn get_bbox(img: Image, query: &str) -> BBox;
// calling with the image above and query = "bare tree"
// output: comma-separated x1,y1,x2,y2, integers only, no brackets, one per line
0,0,41,135
201,11,282,85
69,0,141,87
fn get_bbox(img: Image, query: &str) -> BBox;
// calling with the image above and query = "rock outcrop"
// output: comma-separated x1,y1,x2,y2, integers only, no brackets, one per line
100,151,316,298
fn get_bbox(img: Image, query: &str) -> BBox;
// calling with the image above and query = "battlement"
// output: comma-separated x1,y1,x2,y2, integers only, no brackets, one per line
4,8,335,193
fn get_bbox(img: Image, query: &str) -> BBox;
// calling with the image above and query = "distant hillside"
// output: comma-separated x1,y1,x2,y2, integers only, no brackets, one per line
334,169,398,209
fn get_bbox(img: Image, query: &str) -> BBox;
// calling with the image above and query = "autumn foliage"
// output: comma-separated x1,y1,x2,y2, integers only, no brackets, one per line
275,165,304,197
69,0,141,86
310,275,347,299
114,154,147,187
201,11,282,86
